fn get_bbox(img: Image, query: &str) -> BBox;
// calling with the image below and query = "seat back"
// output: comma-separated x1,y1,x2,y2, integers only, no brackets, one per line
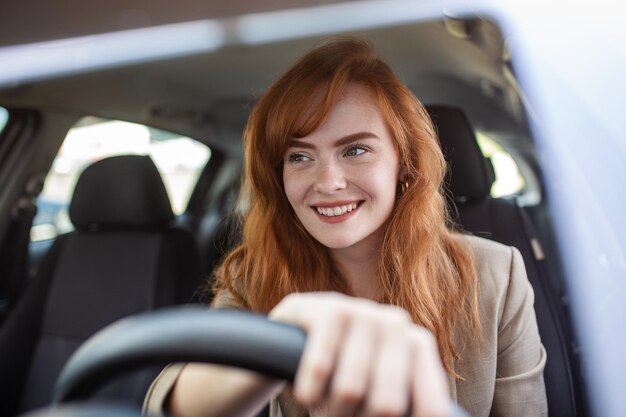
0,155,203,415
427,105,584,417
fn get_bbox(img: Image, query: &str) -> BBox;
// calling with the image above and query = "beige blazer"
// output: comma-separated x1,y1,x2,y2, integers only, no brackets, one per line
143,235,547,417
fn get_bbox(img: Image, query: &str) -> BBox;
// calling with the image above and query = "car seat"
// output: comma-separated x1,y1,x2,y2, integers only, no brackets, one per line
0,155,203,415
427,105,585,417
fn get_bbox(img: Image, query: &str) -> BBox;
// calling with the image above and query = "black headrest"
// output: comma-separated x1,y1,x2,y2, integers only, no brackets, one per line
69,155,174,230
426,105,494,202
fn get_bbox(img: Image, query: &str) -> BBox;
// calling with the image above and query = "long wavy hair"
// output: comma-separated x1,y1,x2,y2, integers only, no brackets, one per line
214,37,480,376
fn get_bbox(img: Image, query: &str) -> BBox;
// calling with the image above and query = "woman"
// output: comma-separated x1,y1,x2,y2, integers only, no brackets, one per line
144,37,547,417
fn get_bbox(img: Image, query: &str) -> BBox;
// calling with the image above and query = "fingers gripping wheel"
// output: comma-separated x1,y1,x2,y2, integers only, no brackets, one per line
53,307,468,417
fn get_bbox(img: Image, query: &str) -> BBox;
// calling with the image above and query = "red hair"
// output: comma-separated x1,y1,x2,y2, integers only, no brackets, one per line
215,37,480,376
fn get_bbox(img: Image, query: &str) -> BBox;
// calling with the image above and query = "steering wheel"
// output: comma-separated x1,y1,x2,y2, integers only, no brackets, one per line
54,308,304,402
24,307,469,416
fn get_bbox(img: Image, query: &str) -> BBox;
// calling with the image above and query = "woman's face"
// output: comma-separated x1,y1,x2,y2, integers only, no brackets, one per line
283,83,402,252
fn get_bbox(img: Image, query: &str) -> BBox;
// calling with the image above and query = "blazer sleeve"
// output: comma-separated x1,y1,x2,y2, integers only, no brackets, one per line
491,247,547,416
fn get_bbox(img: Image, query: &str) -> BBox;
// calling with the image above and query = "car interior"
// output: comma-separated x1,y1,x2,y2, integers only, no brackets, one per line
0,4,589,417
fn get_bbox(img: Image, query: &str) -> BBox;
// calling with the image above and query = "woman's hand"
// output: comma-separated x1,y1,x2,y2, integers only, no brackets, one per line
269,292,451,417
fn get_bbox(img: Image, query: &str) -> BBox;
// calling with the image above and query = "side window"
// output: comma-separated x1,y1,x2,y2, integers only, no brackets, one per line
0,107,8,132
31,117,211,241
476,133,525,198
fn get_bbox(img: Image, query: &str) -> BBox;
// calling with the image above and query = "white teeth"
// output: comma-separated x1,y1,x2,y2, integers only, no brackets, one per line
316,203,358,217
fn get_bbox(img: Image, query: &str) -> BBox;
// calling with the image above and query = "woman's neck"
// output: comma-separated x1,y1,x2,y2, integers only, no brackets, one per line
329,233,383,300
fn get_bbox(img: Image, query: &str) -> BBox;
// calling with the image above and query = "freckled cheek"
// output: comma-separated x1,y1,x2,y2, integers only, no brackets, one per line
282,171,307,209
354,163,399,201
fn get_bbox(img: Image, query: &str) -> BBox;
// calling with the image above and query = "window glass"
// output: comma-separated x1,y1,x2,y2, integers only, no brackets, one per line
476,133,525,197
31,117,211,241
0,107,8,132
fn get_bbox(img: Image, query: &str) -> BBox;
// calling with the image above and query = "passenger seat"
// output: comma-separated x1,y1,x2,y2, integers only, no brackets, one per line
0,155,203,415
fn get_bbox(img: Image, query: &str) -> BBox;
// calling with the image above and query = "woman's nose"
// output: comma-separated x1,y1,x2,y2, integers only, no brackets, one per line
313,160,347,194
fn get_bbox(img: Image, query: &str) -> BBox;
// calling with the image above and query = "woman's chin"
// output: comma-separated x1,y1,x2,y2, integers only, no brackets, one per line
319,237,377,252
316,236,359,250
311,227,384,253
320,241,356,249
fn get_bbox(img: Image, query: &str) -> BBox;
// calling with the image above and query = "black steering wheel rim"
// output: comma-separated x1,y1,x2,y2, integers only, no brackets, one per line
54,307,305,403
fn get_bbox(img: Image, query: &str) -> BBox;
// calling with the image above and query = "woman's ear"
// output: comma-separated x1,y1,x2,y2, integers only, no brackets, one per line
399,164,409,181
397,165,410,197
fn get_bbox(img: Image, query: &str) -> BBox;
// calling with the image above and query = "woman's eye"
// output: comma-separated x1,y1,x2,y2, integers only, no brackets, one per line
287,152,311,163
344,144,370,157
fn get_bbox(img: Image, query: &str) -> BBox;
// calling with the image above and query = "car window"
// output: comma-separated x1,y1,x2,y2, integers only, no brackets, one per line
0,107,8,132
31,117,211,241
476,133,525,198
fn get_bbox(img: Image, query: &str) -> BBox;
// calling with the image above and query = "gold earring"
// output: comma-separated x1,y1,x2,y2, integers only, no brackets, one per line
398,179,410,195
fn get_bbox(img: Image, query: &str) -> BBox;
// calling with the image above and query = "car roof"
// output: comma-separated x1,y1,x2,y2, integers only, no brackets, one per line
0,1,532,156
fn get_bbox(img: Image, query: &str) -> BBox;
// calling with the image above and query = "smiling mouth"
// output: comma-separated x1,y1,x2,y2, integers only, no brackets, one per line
312,201,362,217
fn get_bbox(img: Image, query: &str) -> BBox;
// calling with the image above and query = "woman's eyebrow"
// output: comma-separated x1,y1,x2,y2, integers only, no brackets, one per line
334,131,379,147
288,131,379,149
